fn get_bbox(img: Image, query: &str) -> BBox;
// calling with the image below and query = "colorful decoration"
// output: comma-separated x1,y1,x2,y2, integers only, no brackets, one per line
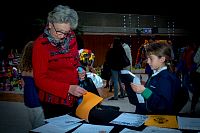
0,48,22,92
79,49,95,67
135,39,170,69
135,40,149,68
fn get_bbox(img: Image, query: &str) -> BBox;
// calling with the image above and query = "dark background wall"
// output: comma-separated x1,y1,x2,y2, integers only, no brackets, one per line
0,0,198,46
0,0,199,65
79,35,190,67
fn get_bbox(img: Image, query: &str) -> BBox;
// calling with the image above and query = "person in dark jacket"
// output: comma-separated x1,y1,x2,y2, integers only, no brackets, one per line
107,37,129,100
102,43,113,91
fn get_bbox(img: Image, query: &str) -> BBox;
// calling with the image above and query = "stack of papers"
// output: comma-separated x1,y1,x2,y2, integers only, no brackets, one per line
31,123,81,133
120,126,182,133
177,116,200,130
45,114,82,124
110,113,148,127
31,114,83,133
72,124,114,133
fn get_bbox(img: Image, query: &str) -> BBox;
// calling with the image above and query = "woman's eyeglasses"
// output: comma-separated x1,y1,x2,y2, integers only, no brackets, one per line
52,23,70,36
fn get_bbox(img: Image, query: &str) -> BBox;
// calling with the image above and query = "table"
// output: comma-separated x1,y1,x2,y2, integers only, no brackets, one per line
31,113,200,133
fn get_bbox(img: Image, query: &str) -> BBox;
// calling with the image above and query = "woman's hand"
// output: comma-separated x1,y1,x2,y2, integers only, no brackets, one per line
130,83,145,93
68,85,87,97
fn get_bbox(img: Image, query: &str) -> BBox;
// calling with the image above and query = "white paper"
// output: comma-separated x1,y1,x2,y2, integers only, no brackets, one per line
32,114,83,132
121,70,145,103
86,72,103,88
45,114,82,124
72,123,114,133
120,128,141,133
31,122,82,133
119,126,182,133
142,126,182,133
177,116,200,130
133,75,145,103
110,113,148,127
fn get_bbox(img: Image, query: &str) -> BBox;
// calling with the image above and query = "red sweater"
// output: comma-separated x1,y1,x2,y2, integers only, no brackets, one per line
32,33,79,107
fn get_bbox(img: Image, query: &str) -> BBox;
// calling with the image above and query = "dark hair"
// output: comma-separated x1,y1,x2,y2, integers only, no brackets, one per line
112,37,122,49
120,36,131,45
19,41,34,72
145,43,174,72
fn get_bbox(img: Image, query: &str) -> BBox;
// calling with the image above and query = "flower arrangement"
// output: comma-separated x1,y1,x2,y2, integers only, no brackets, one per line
79,49,95,66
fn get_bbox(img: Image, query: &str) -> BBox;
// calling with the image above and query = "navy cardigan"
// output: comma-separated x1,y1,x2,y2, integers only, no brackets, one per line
136,70,181,115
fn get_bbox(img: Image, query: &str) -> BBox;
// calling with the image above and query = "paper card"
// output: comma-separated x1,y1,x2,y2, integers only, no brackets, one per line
72,123,114,133
144,115,178,128
75,92,103,120
177,116,200,130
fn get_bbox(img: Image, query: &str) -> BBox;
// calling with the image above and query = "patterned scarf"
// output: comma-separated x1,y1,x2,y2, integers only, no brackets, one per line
43,27,75,55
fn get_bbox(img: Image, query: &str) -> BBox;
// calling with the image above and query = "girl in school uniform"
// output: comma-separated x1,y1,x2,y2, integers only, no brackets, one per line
130,43,182,115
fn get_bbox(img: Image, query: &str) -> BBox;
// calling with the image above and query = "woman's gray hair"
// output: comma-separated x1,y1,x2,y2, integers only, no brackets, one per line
47,5,78,29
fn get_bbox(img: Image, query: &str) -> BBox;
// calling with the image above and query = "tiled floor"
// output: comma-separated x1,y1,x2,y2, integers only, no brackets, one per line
0,101,31,133
98,87,114,99
180,91,200,114
99,86,136,112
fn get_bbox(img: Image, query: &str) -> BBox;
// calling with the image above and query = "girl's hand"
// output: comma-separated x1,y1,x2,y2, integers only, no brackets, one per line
130,83,145,93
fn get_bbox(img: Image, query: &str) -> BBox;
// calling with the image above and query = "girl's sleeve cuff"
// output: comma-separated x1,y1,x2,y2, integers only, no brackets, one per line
142,88,152,99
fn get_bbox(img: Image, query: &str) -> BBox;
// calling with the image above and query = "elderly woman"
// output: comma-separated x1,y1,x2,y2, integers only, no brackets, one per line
32,5,120,123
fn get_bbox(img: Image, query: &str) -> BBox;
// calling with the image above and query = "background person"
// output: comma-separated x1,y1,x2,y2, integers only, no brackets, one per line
19,41,45,129
107,37,129,100
101,43,113,92
191,44,200,114
121,36,132,71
